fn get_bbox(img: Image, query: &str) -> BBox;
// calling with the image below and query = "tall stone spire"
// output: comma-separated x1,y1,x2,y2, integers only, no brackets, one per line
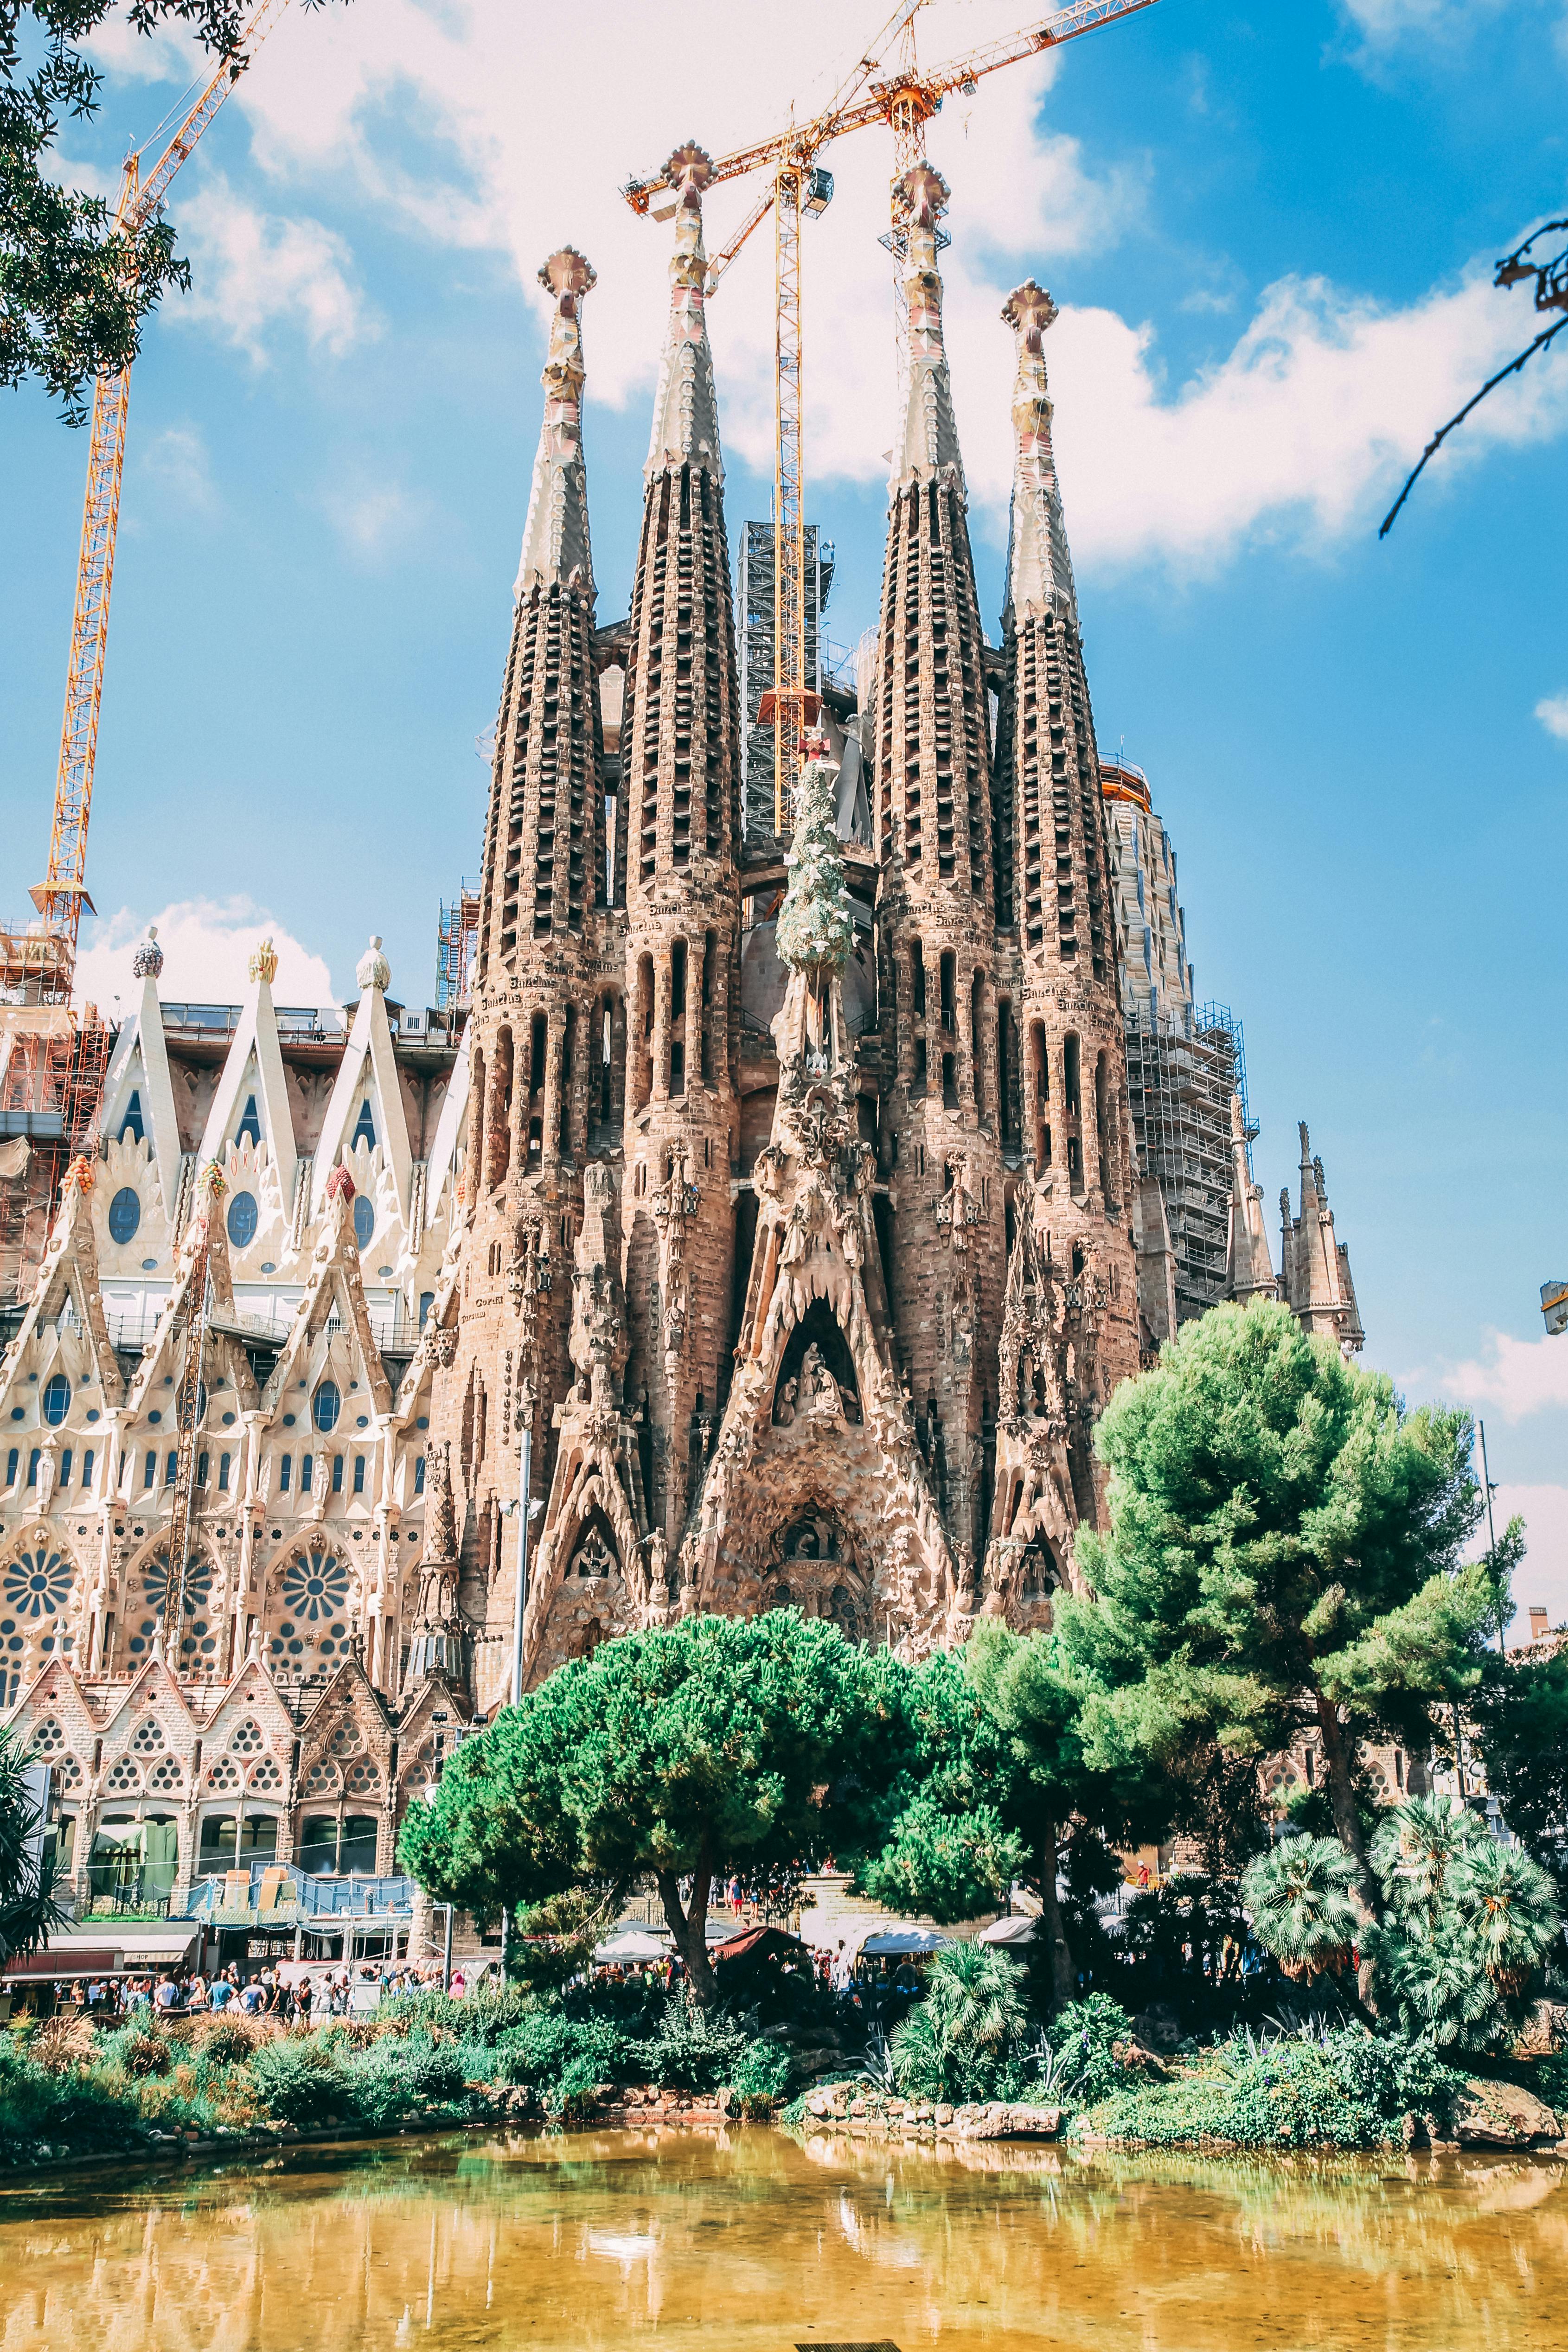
1280,1122,1363,1355
1001,279,1078,627
435,248,611,1710
513,247,596,603
893,161,964,490
991,275,1139,1517
646,141,723,482
1223,1093,1278,1303
620,142,742,1545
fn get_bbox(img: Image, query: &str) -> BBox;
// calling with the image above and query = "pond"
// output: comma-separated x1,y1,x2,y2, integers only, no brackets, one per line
0,2125,1563,2351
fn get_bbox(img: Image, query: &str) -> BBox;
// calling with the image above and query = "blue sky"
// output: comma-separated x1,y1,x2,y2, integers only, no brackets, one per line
3,0,1568,1619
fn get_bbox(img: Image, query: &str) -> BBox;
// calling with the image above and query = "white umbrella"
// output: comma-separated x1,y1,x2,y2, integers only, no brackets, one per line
860,1927,952,1956
593,1929,670,1964
977,1914,1038,1946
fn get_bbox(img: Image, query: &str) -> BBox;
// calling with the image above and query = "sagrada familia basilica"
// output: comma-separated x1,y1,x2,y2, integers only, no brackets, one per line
0,151,1365,1924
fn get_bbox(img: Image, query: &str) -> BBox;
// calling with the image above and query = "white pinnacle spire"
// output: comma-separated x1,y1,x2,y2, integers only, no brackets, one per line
646,143,723,482
514,247,596,604
1002,279,1079,626
892,162,964,493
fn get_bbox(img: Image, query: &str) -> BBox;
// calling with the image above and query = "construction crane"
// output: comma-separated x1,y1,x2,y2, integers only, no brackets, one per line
624,0,1159,837
26,0,294,1010
163,1163,224,1666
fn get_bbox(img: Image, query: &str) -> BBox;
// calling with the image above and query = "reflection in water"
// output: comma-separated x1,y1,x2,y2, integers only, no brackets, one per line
0,2126,1564,2352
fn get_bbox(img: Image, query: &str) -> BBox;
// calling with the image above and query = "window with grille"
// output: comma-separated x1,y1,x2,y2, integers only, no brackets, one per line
104,1757,141,1792
130,1716,166,1754
207,1755,242,1792
229,1718,265,1755
248,1756,282,1791
147,1755,184,1792
30,1717,65,1755
344,1756,381,1796
301,1758,339,1796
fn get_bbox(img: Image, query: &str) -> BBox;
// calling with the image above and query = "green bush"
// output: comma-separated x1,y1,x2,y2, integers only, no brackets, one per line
245,2038,348,2131
628,1997,749,2093
0,2040,147,2166
890,1943,1029,2103
344,2035,468,2130
98,2024,172,2080
1079,2024,1464,2151
729,2039,792,2102
1041,1995,1138,2106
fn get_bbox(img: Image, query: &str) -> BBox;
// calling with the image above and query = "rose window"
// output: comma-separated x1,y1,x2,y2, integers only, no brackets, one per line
104,1757,141,1793
207,1754,242,1793
138,1552,214,1621
282,1549,350,1624
301,1758,339,1796
344,1756,381,1796
30,1718,65,1757
130,1716,166,1754
147,1755,184,1793
248,1755,282,1792
3,1547,73,1623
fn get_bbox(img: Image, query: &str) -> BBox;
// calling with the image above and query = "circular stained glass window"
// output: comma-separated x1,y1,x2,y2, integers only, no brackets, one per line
352,1195,375,1251
281,1549,350,1623
226,1191,259,1249
42,1375,70,1427
139,1552,213,1623
107,1188,141,1245
312,1382,340,1434
2,1547,72,1619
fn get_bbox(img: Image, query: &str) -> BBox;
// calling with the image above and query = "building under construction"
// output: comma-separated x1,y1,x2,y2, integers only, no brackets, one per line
737,520,833,848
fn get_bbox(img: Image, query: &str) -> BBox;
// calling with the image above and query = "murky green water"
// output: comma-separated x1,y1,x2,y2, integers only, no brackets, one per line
0,2125,1563,2351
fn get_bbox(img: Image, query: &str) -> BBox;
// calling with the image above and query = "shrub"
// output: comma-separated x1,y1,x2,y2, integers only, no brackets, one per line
1041,1994,1138,2106
246,2038,348,2131
729,2038,793,2103
1080,2023,1464,2151
98,2024,173,2080
890,1943,1028,2103
0,2041,146,2167
344,2035,468,2130
188,2015,276,2067
629,1996,749,2093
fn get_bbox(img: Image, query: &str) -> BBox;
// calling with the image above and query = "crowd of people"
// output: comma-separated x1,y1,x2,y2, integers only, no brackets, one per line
29,1956,489,2027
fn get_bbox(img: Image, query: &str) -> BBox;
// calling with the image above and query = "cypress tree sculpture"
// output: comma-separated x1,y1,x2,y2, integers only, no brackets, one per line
775,741,853,979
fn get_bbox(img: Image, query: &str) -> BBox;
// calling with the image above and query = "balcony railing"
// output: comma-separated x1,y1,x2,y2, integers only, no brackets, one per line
182,1862,414,1925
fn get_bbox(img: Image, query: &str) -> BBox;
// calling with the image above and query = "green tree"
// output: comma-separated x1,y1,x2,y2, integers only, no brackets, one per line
1058,1300,1487,1929
888,1939,1029,2103
3,0,340,421
399,1612,895,2007
1240,1836,1361,1982
0,1721,68,1962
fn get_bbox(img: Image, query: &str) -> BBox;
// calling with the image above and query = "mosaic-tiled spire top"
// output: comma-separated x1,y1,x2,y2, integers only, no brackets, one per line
1002,278,1078,627
893,161,964,493
646,142,723,483
514,247,597,604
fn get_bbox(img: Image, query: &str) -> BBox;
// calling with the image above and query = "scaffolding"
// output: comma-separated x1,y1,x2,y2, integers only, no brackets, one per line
738,521,832,847
0,1003,110,1309
1125,1000,1247,1325
435,883,481,1014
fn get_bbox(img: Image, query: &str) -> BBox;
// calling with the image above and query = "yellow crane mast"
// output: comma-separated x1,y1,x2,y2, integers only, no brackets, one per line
624,0,1160,837
29,0,294,1008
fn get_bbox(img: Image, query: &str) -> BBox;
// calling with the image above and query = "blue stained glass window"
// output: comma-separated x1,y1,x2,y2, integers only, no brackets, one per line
352,1194,374,1251
59,1450,71,1487
108,1188,141,1244
414,1455,425,1496
42,1374,70,1426
301,1455,314,1494
143,1452,156,1489
352,1455,365,1495
312,1382,341,1434
280,1456,292,1494
352,1099,377,1150
27,1451,40,1487
218,1454,230,1491
226,1191,259,1249
6,1450,18,1487
82,1449,94,1488
119,1090,144,1144
235,1094,262,1147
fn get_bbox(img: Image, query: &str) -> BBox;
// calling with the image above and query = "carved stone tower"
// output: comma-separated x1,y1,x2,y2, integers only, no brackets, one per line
991,276,1139,1526
619,145,744,1545
435,247,608,1699
871,164,1008,1578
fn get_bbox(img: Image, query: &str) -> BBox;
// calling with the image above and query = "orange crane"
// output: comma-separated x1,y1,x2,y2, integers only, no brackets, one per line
24,0,294,1008
624,0,1159,836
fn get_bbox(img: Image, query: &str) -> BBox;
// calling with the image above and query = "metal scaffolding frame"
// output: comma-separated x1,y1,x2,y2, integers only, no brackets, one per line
1125,999,1247,1325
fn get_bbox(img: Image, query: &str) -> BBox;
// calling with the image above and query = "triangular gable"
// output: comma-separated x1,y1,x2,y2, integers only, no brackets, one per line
0,1166,125,1410
260,1184,392,1418
100,962,183,1224
118,1165,236,1421
294,1651,395,1740
195,963,297,1202
423,1022,470,1224
7,1658,100,1752
95,1649,202,1740
196,1650,301,1743
312,979,411,1221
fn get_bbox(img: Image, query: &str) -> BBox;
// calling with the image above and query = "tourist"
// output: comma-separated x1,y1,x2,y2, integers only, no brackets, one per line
154,1974,182,2015
208,1973,233,2012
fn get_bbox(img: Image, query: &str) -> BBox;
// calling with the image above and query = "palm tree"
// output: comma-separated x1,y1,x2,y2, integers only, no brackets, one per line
1451,1838,1562,1998
1370,1795,1487,1929
1240,1836,1362,1981
889,1942,1028,2102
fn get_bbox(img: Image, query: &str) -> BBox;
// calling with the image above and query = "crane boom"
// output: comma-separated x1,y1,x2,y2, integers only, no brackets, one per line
623,0,1158,848
35,0,293,1005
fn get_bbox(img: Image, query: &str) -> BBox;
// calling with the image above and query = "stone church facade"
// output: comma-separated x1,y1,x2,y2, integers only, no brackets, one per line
0,150,1363,1915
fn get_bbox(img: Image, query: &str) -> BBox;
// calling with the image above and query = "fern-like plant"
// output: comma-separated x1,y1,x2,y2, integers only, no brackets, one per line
1370,1795,1486,1929
1450,1836,1562,1996
889,1942,1028,2103
1241,1835,1362,1980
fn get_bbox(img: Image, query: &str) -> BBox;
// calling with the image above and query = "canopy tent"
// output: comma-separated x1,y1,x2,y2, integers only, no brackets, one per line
2,1925,201,1978
977,1914,1039,1946
592,1929,671,1965
859,1927,952,1956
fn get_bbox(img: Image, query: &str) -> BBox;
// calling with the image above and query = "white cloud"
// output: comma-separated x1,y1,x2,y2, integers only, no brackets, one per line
1336,0,1515,41
141,423,218,513
1434,1328,1568,1422
1488,1483,1568,1644
320,475,429,561
75,898,336,1012
1536,692,1568,742
173,173,372,362
157,0,1564,581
